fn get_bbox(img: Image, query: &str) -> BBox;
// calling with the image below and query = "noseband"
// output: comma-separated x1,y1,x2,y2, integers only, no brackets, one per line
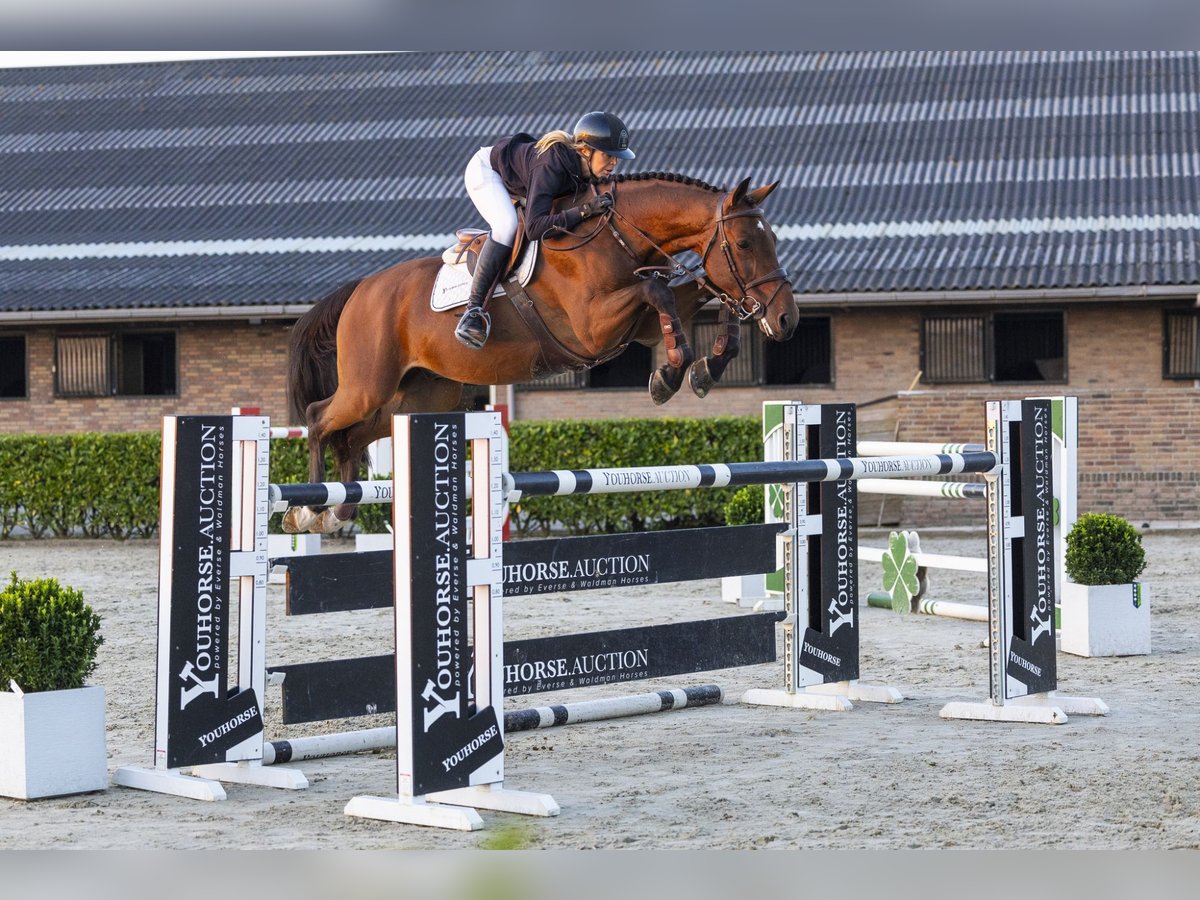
602,188,792,322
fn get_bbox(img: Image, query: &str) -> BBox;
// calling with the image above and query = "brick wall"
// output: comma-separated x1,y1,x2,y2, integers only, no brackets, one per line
892,389,1200,526
0,321,296,434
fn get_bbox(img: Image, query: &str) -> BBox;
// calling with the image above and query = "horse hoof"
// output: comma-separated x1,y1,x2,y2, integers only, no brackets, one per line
315,509,349,534
689,359,714,398
282,507,316,534
648,370,678,406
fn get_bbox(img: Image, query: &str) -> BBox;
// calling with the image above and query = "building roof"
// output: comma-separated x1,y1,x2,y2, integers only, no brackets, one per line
3,50,1199,321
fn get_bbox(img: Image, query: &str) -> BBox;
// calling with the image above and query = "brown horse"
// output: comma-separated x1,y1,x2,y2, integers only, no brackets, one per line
284,171,798,533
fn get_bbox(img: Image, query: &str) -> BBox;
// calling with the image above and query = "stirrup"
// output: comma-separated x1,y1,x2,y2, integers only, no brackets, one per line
455,307,491,349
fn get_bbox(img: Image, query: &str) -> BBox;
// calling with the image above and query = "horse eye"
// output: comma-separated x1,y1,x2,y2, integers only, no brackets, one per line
737,239,751,250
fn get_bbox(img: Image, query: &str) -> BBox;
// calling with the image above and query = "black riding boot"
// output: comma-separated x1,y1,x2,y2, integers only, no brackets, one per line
455,237,512,349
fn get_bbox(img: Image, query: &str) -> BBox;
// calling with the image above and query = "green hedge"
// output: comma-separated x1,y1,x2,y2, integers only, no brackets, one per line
0,432,323,539
0,433,161,539
0,415,764,538
508,416,761,536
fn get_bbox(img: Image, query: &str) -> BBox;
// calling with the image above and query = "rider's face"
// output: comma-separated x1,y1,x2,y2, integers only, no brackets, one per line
584,149,619,178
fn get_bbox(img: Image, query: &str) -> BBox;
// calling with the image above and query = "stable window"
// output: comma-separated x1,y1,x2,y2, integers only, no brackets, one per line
55,331,178,398
922,311,1065,384
689,313,832,386
762,316,832,385
1164,311,1200,379
587,343,653,388
692,318,757,385
0,335,27,398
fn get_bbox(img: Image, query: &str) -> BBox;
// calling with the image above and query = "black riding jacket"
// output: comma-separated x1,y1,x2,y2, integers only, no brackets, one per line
490,134,589,241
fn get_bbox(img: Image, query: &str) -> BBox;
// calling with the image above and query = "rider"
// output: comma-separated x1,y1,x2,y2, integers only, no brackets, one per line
454,110,636,349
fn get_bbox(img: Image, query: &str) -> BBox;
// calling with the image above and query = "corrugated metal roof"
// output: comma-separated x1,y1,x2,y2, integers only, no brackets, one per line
3,49,1200,316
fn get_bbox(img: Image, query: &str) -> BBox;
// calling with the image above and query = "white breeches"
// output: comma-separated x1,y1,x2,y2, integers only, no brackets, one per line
464,146,518,246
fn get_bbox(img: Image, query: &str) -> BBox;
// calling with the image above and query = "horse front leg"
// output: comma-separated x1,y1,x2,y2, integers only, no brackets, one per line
645,282,695,406
689,305,741,399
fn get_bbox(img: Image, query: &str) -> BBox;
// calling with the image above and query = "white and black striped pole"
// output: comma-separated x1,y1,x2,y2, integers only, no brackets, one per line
503,452,1000,500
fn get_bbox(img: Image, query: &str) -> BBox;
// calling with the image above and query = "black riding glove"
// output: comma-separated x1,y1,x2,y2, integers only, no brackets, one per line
579,192,613,219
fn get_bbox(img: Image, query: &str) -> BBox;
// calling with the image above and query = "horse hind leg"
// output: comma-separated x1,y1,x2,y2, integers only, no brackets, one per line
689,308,741,399
281,399,337,534
309,427,364,534
283,393,380,535
309,374,463,534
312,416,388,534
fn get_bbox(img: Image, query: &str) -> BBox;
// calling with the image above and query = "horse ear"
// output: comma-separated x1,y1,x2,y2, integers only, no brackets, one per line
747,180,781,206
727,177,752,209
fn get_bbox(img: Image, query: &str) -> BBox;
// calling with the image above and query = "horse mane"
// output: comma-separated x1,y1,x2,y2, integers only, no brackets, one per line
590,171,726,194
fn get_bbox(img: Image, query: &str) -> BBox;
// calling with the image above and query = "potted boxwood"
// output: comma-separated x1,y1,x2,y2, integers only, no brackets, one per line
0,571,107,799
1060,513,1150,657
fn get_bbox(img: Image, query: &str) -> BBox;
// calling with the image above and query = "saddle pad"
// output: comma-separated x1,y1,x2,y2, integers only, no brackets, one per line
430,241,539,312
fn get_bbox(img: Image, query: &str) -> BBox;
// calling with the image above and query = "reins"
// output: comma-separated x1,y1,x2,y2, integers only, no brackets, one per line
548,180,792,322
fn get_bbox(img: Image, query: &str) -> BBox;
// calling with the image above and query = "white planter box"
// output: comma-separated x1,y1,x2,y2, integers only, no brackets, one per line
0,685,107,799
1060,582,1151,657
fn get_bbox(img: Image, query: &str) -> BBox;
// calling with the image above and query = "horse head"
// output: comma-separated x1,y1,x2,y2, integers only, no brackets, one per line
701,176,797,341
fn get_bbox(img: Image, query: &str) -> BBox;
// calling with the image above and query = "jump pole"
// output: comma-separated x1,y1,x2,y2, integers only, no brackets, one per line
263,684,725,764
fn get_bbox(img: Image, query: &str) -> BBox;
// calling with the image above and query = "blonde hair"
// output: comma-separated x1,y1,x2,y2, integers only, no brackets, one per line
535,129,587,156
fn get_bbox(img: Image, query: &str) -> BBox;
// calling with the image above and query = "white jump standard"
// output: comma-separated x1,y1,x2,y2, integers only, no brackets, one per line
114,398,1105,830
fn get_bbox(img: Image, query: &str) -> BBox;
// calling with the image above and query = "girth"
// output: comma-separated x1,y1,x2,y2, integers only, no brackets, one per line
497,274,637,379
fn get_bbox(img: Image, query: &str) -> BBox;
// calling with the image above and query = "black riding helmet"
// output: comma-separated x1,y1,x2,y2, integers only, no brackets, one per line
573,111,636,160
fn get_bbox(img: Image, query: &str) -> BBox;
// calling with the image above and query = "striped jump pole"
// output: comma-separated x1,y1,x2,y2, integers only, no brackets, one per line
866,591,989,622
263,685,725,763
503,685,724,732
268,479,395,512
856,479,986,499
502,451,1000,499
231,407,309,439
269,427,309,439
266,456,997,509
857,440,984,456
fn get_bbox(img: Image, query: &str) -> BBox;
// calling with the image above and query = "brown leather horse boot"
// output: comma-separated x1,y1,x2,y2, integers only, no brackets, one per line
455,237,512,349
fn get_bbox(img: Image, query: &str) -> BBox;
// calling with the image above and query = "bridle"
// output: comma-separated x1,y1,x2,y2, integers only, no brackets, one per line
692,202,792,321
578,184,793,322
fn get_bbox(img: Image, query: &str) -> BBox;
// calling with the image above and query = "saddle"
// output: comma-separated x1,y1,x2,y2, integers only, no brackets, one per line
435,200,635,377
441,202,528,277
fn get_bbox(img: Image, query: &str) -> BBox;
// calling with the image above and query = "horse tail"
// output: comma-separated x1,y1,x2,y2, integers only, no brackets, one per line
287,279,362,424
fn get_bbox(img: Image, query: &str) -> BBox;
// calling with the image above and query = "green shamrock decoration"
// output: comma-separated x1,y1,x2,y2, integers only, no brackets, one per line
880,530,921,613
767,483,786,519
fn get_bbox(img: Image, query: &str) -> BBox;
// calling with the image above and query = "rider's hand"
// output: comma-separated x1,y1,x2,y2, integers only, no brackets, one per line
579,192,613,220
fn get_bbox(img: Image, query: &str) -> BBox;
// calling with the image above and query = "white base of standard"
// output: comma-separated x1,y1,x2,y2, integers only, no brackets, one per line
344,795,485,831
742,679,903,711
939,692,1108,724
113,759,310,800
1008,691,1110,716
721,573,768,607
191,760,309,790
111,766,227,801
344,786,559,831
429,784,560,817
